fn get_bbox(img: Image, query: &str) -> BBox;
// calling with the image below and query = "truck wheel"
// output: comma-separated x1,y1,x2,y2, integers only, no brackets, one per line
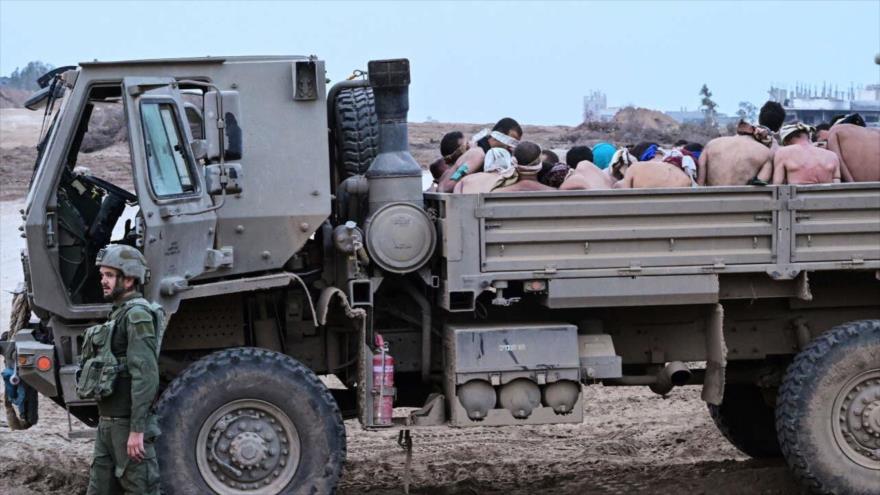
155,348,346,495
776,319,880,495
333,86,378,178
707,383,781,458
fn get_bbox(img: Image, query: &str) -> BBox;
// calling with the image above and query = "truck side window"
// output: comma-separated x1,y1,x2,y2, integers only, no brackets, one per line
141,102,196,197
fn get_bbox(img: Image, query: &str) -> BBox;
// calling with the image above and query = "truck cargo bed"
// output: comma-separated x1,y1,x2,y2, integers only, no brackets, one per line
426,183,880,311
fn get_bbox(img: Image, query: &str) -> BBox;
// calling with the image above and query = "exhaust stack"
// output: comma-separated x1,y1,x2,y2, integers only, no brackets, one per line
365,59,423,210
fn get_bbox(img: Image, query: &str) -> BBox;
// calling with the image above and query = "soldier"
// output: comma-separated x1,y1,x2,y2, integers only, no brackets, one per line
78,244,164,495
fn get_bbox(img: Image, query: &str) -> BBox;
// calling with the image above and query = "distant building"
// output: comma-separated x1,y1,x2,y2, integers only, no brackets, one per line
583,91,623,122
768,83,880,127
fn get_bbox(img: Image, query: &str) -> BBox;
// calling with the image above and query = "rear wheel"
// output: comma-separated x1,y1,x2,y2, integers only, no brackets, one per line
708,383,781,458
332,86,378,178
155,348,346,495
776,319,880,495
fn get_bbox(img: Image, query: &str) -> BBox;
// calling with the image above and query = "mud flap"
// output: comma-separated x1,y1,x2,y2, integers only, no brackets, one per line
701,303,727,406
316,287,369,423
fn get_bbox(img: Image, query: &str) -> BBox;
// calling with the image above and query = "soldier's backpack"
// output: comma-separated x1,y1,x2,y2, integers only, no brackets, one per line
76,298,165,400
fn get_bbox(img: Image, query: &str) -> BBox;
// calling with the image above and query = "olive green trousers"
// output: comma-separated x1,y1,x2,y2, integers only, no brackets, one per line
87,417,159,495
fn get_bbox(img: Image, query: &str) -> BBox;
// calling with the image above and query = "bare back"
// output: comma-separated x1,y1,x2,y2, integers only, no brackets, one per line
575,161,614,188
453,172,502,193
615,161,691,189
699,135,772,186
495,179,554,193
772,144,840,185
827,124,880,182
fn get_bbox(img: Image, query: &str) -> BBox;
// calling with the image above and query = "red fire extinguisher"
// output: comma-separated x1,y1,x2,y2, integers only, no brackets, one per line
372,333,395,426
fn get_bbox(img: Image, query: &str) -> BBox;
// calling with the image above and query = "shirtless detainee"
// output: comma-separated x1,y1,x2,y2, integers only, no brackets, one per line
427,131,467,190
494,142,554,193
454,141,551,193
826,123,880,182
697,101,784,186
698,136,772,185
437,118,522,192
555,144,614,190
772,124,840,185
613,159,691,189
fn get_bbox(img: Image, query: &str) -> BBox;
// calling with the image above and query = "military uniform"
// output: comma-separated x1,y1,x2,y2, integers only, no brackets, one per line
81,245,163,495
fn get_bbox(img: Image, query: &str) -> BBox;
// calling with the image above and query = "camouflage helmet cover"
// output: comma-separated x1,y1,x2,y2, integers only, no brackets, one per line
95,244,150,284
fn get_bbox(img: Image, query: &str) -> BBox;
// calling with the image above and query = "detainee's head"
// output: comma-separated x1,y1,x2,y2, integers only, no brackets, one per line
541,149,560,164
780,124,811,146
632,142,659,161
813,123,831,142
429,158,448,180
493,118,523,140
546,163,571,188
683,142,704,153
513,141,542,166
591,142,616,170
487,118,523,150
758,101,786,132
566,146,593,168
440,131,466,164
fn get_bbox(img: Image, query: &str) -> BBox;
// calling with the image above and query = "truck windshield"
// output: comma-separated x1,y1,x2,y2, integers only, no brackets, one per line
141,102,196,197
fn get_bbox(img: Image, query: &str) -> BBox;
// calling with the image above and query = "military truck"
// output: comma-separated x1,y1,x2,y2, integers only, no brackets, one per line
2,55,878,495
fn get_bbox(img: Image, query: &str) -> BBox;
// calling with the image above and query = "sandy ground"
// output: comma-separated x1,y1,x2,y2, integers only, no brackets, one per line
0,108,801,494
0,384,801,495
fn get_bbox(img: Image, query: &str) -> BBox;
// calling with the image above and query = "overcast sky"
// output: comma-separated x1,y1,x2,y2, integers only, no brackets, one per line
1,0,878,125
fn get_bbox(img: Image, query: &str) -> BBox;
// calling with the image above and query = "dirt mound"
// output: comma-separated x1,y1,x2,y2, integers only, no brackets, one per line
79,105,127,153
613,106,681,132
0,87,29,109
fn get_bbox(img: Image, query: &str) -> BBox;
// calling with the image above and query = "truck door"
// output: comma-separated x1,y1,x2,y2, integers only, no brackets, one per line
122,77,217,311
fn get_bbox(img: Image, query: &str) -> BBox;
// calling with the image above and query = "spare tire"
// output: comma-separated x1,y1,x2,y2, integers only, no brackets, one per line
333,86,378,178
155,348,346,495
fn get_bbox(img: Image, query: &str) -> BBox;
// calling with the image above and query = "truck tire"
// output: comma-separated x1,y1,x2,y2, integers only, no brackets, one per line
776,319,880,495
154,348,346,495
333,86,378,178
708,383,781,458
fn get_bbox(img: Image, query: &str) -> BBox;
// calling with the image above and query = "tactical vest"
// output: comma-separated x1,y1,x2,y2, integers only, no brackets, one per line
76,298,165,400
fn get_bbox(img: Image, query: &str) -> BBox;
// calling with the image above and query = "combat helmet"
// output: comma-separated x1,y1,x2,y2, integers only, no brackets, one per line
96,245,150,284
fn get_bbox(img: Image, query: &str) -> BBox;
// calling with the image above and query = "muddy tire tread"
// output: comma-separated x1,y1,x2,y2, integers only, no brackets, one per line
154,347,346,495
775,319,880,495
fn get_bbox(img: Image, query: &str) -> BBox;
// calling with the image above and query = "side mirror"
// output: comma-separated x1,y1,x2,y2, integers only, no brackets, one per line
205,163,243,195
24,84,65,111
204,90,243,161
183,101,204,140
190,140,208,161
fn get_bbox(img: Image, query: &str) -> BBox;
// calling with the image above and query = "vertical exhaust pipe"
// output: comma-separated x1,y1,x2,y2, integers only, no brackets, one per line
365,59,423,212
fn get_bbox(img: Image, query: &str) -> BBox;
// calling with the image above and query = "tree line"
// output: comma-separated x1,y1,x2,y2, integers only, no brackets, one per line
1,61,54,91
